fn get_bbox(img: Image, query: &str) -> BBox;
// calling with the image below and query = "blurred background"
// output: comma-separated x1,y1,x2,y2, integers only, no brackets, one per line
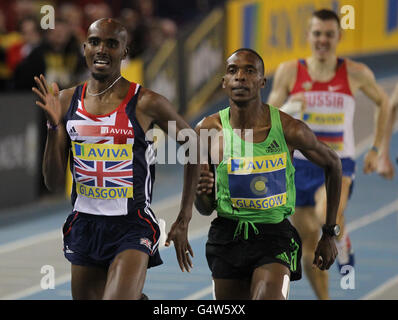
0,0,397,300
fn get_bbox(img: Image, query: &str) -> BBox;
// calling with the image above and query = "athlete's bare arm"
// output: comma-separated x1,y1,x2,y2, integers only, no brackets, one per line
281,112,342,270
377,83,398,179
267,61,298,107
137,88,200,272
194,114,222,215
346,60,391,175
32,75,74,192
391,83,398,110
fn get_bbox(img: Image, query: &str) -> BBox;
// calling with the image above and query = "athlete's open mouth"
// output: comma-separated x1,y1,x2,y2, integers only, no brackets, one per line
94,59,110,66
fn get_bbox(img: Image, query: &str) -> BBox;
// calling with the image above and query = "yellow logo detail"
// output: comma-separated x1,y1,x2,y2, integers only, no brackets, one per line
228,153,287,175
72,141,132,161
303,113,345,125
76,183,133,200
231,193,287,210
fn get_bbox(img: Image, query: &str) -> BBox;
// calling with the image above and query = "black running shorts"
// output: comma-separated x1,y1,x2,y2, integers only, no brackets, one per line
206,216,302,281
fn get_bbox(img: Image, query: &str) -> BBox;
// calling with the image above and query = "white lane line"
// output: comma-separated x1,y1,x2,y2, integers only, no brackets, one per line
361,274,398,300
346,199,398,233
183,285,213,300
355,124,398,157
0,230,61,255
1,273,71,300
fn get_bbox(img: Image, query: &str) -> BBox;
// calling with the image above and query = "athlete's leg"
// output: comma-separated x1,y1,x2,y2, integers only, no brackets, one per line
291,206,328,299
71,264,108,300
102,249,149,300
213,278,251,300
250,263,291,300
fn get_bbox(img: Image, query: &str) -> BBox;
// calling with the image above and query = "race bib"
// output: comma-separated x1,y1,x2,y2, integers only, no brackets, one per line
227,153,287,210
72,141,133,200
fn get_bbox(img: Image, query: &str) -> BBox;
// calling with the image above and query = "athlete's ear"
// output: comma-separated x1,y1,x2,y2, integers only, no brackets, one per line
262,76,267,88
123,47,129,60
222,76,226,89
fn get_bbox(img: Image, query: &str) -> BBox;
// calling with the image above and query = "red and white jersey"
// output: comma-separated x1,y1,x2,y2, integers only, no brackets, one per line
64,82,156,216
289,58,355,160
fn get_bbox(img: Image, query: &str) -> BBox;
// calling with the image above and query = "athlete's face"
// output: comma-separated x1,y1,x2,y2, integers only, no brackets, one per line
308,17,341,61
222,51,266,105
84,19,128,80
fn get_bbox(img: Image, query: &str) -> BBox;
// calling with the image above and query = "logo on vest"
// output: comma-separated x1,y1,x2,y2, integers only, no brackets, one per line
68,126,78,137
302,81,313,91
266,140,281,153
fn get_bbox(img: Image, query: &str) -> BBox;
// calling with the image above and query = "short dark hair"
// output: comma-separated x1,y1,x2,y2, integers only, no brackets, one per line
229,48,265,75
312,9,341,28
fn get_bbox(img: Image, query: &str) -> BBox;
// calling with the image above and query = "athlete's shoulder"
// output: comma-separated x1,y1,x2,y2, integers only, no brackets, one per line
345,58,375,80
59,85,79,115
278,107,300,130
137,86,166,105
60,84,79,98
273,60,299,89
275,59,298,74
135,86,182,126
136,86,172,114
280,113,315,148
195,112,222,132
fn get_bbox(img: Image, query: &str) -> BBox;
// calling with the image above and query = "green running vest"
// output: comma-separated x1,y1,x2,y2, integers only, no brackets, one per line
215,105,296,239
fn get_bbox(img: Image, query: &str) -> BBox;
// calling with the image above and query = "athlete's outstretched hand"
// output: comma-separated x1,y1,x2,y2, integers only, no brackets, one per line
165,217,194,272
312,234,338,271
32,74,62,127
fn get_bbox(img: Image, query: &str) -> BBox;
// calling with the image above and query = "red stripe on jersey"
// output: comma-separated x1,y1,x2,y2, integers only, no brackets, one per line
317,135,343,142
76,82,137,144
63,211,79,237
80,82,137,119
290,58,353,96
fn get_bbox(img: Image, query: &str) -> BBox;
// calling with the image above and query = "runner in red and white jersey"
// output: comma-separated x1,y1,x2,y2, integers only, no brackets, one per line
32,18,199,300
267,9,391,299
289,57,355,160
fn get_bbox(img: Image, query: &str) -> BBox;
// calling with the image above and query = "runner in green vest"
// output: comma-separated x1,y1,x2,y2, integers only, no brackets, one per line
195,48,342,300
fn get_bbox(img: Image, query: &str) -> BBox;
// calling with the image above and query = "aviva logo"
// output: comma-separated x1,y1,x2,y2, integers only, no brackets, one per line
72,141,132,161
303,113,344,125
228,153,287,175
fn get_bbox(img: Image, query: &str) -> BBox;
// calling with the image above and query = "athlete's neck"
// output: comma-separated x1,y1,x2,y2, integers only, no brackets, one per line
306,55,338,81
89,73,122,93
307,55,338,72
229,101,267,130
